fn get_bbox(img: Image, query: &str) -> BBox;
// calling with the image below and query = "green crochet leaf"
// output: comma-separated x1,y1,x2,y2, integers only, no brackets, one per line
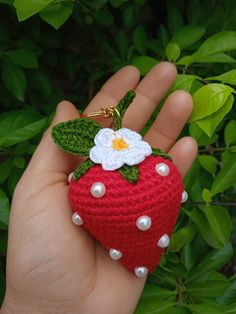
114,90,136,130
73,159,95,181
52,118,101,156
152,147,172,161
119,164,139,184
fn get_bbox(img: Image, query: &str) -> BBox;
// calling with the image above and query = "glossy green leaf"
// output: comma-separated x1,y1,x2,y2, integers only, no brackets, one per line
13,156,25,169
1,60,27,101
223,304,236,313
189,122,218,146
204,205,232,245
94,8,114,26
211,153,236,195
30,71,52,96
133,26,148,55
165,42,180,62
187,280,229,298
0,110,47,148
140,284,175,300
158,24,169,49
224,120,236,147
207,69,236,85
135,300,175,314
0,0,13,3
198,155,218,174
187,243,233,283
110,0,123,8
189,84,233,122
196,93,234,137
183,208,222,249
0,159,13,184
167,6,183,35
202,188,213,203
179,31,236,66
195,31,236,59
186,304,222,314
169,74,197,93
166,262,189,279
192,53,236,64
151,267,177,287
218,277,236,306
123,5,137,28
171,25,205,49
168,226,196,252
0,233,7,255
14,0,54,21
131,56,158,76
114,31,129,61
94,0,108,10
40,2,73,30
177,53,236,66
165,308,191,314
0,189,10,226
5,49,38,68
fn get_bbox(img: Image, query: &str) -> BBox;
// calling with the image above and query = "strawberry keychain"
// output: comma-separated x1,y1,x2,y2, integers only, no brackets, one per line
52,91,188,277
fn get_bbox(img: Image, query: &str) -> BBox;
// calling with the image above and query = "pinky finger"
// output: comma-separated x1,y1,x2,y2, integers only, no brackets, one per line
168,137,198,177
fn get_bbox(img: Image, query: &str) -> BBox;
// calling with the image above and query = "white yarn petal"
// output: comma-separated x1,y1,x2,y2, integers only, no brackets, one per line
124,149,146,166
89,127,152,170
94,128,114,146
117,128,142,142
136,141,152,156
102,150,124,170
89,146,103,163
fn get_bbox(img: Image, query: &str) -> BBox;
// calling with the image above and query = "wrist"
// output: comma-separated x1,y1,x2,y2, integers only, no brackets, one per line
1,292,47,314
1,296,31,314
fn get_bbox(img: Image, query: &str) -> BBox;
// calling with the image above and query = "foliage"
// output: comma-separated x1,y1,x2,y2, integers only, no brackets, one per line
0,0,236,312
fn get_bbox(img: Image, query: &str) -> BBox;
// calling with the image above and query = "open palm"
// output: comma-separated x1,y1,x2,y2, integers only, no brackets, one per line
1,63,197,314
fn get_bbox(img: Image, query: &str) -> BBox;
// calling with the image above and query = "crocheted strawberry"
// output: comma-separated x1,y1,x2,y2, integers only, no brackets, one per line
52,91,186,277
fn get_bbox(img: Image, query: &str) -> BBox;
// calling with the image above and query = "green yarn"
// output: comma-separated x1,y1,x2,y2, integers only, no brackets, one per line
119,164,139,184
73,159,95,181
51,92,173,183
114,91,136,130
52,118,101,156
151,147,172,161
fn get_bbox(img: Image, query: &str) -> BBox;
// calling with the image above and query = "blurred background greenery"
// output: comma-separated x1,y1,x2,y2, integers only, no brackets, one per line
0,0,236,313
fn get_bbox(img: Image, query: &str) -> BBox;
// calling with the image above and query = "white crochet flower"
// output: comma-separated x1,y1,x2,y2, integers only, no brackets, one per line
89,128,152,171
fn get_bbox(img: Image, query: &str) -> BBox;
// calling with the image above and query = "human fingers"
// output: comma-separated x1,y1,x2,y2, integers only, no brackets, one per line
144,90,193,151
83,65,140,127
27,101,80,175
122,62,177,131
168,137,198,177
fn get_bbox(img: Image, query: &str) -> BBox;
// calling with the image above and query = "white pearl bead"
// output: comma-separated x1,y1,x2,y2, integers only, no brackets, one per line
90,182,106,198
136,216,152,231
157,234,169,248
68,172,74,182
155,163,170,176
181,190,188,203
134,266,148,277
72,212,83,225
109,248,122,260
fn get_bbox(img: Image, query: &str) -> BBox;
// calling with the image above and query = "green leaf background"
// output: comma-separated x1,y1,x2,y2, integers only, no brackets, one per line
0,0,236,312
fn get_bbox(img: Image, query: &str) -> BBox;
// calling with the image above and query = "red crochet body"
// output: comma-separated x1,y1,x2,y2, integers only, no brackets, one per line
68,155,183,274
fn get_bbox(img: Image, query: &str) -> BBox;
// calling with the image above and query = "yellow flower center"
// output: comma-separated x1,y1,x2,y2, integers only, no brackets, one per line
112,137,129,151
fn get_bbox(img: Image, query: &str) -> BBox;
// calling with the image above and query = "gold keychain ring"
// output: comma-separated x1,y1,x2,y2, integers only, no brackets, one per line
81,107,121,119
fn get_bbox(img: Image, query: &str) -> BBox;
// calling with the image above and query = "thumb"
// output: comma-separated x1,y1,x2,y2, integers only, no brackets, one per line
27,101,80,175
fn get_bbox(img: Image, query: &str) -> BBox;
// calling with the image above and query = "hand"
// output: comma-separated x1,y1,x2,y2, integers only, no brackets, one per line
1,63,197,314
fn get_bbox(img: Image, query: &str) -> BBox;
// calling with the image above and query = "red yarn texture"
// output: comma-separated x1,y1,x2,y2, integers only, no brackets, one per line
69,156,183,274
